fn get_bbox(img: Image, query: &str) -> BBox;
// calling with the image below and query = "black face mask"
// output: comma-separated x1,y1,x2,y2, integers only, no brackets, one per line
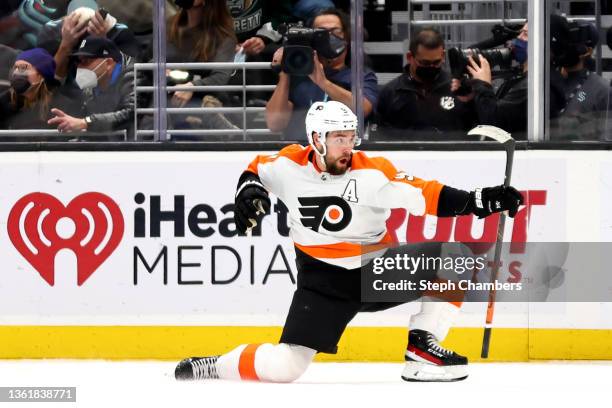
315,33,347,60
174,0,195,9
10,74,31,95
415,65,441,83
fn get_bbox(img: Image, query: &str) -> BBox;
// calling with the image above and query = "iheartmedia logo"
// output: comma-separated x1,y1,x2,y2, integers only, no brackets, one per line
7,192,124,286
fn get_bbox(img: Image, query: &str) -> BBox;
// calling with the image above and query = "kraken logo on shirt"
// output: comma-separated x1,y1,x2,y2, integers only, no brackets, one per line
440,96,455,110
297,196,352,232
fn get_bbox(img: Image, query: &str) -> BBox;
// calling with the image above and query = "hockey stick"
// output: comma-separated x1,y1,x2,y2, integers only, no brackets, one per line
467,125,516,359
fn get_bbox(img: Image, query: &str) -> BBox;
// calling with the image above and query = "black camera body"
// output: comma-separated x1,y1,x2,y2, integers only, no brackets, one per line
278,23,346,76
447,47,513,78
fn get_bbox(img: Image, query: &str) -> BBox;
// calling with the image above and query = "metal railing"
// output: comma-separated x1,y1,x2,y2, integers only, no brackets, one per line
0,129,128,140
133,62,276,141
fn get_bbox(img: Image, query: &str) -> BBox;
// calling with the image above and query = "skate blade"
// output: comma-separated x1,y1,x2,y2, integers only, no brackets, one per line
401,361,468,382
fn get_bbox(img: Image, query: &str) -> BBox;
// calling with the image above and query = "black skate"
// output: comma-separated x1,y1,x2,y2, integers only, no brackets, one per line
402,330,468,382
175,356,220,380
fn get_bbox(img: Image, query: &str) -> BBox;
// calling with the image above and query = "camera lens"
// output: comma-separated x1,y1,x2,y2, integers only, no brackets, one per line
287,51,308,68
283,46,314,76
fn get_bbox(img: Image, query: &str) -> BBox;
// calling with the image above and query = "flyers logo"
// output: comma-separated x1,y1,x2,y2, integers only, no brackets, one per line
7,192,124,286
297,196,352,232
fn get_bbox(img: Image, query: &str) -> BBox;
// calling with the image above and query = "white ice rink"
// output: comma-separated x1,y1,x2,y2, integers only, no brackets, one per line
0,360,609,408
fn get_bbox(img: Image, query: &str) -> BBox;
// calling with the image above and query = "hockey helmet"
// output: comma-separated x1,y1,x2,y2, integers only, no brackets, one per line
305,100,359,156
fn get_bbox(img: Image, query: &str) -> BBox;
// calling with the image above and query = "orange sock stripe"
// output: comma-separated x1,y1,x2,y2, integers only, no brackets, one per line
238,344,261,381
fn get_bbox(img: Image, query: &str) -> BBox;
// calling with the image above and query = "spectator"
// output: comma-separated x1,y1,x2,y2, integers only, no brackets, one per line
266,8,378,139
228,0,296,112
167,0,237,109
47,36,143,137
37,0,140,82
376,28,477,140
458,23,529,139
229,0,294,58
549,15,611,141
0,48,74,131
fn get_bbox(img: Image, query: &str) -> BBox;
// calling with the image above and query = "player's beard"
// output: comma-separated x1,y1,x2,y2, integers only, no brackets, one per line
325,152,352,175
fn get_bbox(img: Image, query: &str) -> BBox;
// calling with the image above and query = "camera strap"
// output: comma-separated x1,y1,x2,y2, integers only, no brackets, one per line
311,93,329,106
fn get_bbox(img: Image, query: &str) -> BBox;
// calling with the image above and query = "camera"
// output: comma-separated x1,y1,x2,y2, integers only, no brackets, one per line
276,22,346,76
447,47,513,78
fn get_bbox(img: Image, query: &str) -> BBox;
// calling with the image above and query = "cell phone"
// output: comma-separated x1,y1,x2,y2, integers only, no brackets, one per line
99,8,108,19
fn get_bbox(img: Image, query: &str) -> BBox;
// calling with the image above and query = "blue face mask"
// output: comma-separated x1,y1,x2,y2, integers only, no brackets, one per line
512,38,528,64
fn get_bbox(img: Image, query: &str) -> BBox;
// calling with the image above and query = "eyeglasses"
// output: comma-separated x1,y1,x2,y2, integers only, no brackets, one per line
12,64,33,74
315,27,344,38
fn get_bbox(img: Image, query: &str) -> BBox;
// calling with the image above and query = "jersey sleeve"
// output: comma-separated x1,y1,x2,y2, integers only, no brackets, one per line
367,156,445,216
244,144,307,198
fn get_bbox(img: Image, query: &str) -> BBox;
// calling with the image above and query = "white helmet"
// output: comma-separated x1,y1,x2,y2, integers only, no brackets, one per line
305,100,360,157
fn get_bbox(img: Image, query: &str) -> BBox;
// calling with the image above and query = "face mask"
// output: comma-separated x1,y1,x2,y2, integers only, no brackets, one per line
415,65,441,83
234,47,246,64
512,38,528,64
10,73,32,94
75,60,106,90
174,0,195,9
315,33,347,60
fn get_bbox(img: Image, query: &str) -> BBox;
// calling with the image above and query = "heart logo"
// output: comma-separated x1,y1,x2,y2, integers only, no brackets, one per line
7,192,124,286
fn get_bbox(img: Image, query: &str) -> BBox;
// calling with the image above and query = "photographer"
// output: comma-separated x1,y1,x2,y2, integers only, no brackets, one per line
265,8,378,139
549,15,611,141
376,28,477,140
458,23,529,139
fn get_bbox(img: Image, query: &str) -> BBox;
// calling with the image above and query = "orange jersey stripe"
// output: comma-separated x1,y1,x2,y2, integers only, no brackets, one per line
238,343,261,381
295,233,395,259
247,144,310,175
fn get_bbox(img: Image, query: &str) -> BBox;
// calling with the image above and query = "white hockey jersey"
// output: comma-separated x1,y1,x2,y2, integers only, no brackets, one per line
246,144,445,269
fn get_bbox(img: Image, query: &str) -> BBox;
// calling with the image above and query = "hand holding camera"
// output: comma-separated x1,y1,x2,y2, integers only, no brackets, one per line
466,55,492,84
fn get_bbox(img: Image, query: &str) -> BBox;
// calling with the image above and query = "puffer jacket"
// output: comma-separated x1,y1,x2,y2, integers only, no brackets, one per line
79,52,145,135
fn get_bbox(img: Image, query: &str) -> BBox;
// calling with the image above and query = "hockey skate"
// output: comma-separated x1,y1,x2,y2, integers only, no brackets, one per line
402,330,468,382
175,356,220,380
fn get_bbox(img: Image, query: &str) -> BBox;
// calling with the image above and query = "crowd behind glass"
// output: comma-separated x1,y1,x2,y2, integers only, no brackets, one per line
0,0,609,142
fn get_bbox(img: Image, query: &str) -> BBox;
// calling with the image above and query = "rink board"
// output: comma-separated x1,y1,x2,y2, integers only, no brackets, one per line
0,150,611,361
0,326,611,361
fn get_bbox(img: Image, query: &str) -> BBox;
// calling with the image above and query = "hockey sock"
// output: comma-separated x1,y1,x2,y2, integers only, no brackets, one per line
409,299,461,341
216,343,316,382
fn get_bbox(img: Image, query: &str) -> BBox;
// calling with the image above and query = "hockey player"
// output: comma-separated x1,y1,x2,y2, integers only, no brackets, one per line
175,100,523,383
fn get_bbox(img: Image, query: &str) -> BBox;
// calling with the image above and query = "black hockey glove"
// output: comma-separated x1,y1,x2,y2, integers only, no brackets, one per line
234,179,271,234
470,185,524,218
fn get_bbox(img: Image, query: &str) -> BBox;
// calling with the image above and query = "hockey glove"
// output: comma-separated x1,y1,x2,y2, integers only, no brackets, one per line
234,179,271,234
471,185,523,218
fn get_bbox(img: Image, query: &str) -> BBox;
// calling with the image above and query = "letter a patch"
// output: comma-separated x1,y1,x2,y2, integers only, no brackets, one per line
342,179,358,203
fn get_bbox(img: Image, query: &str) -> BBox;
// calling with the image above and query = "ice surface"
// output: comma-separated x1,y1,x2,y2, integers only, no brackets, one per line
0,360,608,408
